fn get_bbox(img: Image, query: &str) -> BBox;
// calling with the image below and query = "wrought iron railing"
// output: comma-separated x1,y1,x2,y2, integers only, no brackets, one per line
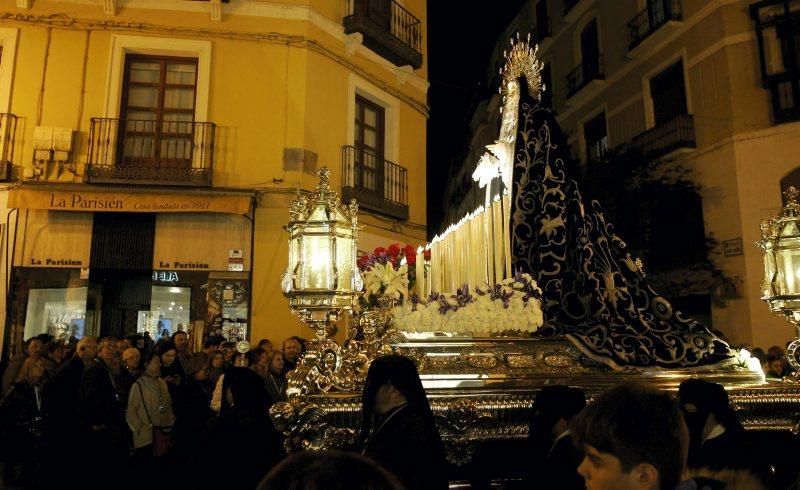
341,145,409,220
766,72,800,123
0,113,18,181
627,0,682,50
87,118,214,186
345,0,422,59
630,113,696,160
567,55,604,97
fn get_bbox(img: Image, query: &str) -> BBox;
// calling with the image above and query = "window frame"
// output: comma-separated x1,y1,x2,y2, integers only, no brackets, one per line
642,50,692,130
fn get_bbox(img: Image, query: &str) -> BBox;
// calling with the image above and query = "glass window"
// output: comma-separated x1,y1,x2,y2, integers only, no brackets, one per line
584,112,608,163
138,286,191,339
24,287,88,342
650,60,687,126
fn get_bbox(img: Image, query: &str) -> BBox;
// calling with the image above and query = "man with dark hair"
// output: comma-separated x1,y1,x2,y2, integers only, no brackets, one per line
528,385,587,489
281,337,303,375
172,330,193,374
193,334,223,367
571,382,686,490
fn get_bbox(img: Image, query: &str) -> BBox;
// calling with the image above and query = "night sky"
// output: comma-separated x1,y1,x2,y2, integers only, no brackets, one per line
426,1,528,239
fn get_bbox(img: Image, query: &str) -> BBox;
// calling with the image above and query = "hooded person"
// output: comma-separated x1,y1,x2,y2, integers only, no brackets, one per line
678,379,770,486
527,385,587,489
197,367,284,489
359,355,449,490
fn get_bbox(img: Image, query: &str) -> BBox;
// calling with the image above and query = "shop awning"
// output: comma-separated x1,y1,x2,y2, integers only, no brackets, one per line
8,187,253,215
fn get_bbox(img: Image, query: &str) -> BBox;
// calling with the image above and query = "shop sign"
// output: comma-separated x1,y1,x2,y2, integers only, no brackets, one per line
723,238,744,257
157,261,210,270
228,249,244,272
28,258,84,266
153,270,180,283
8,188,252,215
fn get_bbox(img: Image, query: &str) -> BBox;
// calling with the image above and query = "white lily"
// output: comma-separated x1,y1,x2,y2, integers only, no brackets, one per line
365,262,408,299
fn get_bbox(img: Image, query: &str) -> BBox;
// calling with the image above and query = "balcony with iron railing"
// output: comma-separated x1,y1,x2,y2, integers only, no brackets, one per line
566,55,604,99
766,72,800,123
0,113,18,181
341,145,409,220
86,118,215,187
629,113,696,160
344,0,423,69
627,0,683,54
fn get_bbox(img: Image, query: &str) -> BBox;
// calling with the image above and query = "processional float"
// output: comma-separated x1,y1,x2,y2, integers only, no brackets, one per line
270,35,800,463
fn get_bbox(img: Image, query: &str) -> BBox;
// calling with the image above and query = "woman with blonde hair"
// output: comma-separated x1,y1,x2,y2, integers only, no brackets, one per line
0,356,47,487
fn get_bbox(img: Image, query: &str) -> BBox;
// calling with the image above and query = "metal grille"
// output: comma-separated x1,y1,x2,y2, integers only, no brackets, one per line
346,0,422,55
90,213,156,270
566,55,605,97
87,118,214,186
628,0,682,50
630,113,696,160
342,145,409,220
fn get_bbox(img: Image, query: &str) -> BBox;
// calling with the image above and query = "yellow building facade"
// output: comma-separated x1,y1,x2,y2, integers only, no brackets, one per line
0,0,428,356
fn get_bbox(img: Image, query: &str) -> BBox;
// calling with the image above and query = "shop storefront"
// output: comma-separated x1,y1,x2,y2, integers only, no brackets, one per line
3,186,254,357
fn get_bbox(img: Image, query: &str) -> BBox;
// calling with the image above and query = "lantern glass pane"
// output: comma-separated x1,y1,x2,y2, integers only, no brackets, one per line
776,240,800,296
336,235,354,291
762,244,776,299
303,234,331,289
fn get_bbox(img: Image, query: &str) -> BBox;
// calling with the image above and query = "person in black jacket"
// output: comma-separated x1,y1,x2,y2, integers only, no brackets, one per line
198,367,284,489
678,379,770,486
527,385,587,490
360,355,449,490
79,337,129,486
42,336,97,486
175,355,214,463
0,357,47,487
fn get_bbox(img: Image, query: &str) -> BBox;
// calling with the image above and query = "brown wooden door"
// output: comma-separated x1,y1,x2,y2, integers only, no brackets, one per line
354,95,385,197
119,55,198,169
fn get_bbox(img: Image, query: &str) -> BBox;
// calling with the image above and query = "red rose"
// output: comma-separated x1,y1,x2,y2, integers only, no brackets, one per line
423,249,431,261
374,247,386,256
407,253,416,266
387,243,401,258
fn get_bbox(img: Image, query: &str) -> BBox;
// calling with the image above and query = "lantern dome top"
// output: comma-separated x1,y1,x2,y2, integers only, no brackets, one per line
287,166,359,227
761,186,800,244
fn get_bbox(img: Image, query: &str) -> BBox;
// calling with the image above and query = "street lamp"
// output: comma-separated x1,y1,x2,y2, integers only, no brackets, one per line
758,186,800,371
281,166,363,340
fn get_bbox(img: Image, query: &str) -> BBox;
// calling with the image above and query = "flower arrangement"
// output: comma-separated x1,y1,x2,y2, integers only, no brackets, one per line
357,244,418,304
391,272,544,336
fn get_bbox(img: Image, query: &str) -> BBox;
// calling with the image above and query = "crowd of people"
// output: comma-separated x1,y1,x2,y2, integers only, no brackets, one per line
0,331,307,489
0,332,796,489
749,344,796,379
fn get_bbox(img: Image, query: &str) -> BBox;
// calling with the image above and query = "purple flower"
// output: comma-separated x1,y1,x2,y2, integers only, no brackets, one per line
456,283,474,307
410,292,421,312
438,295,456,315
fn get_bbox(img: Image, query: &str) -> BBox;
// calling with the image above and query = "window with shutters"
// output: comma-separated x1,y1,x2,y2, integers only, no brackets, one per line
119,55,199,168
